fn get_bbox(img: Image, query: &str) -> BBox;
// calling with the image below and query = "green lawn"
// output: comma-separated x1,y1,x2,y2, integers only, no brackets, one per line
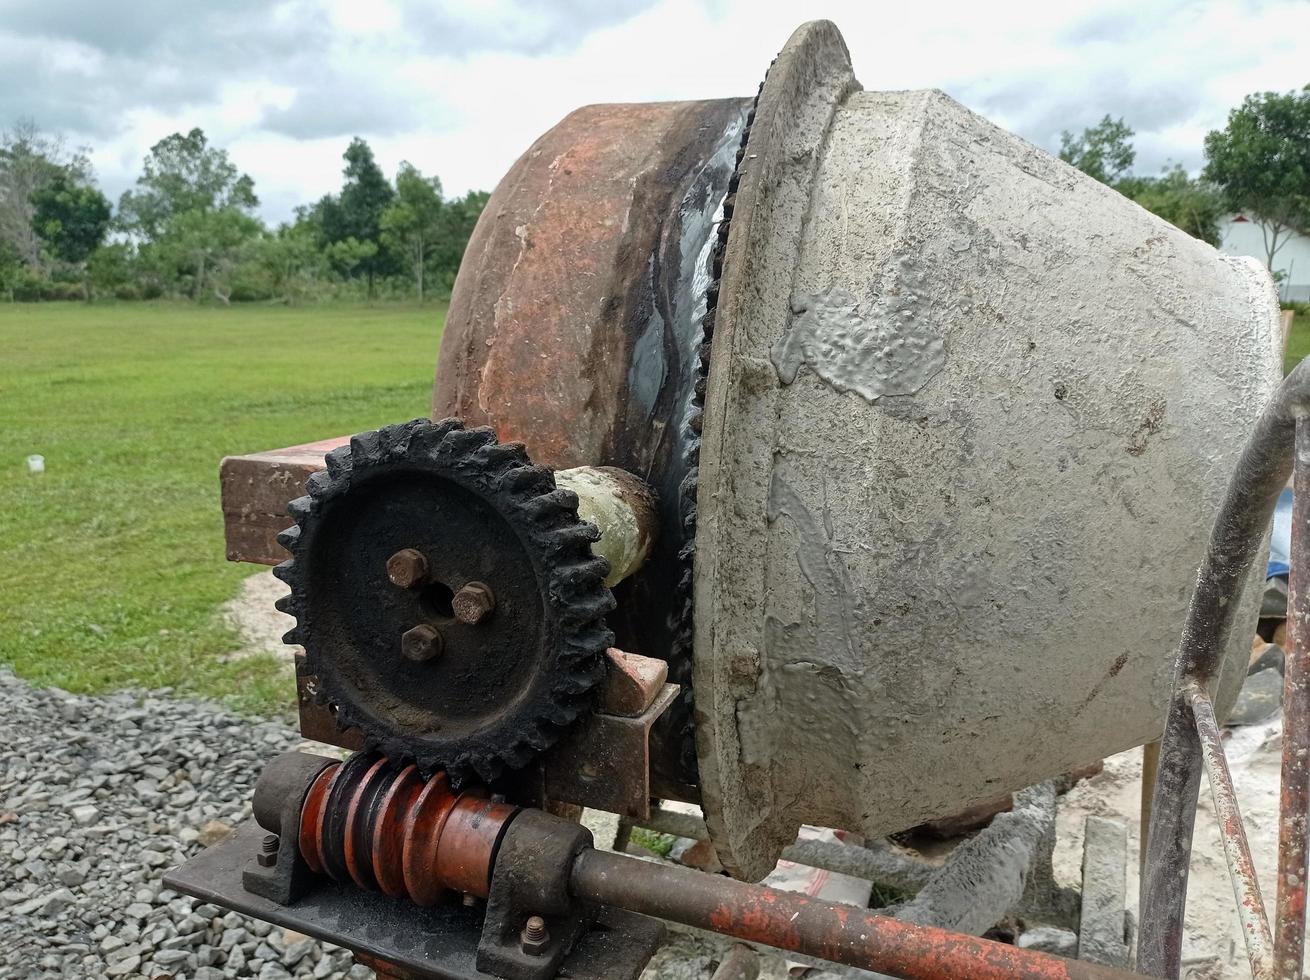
1286,311,1309,375
0,302,441,714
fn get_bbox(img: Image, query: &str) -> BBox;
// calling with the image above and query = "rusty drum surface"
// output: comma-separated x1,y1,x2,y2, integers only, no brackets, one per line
437,21,1282,880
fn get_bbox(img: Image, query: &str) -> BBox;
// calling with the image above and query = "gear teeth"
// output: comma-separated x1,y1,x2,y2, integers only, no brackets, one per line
557,556,610,588
304,470,330,497
276,525,301,549
470,756,504,785
524,488,580,521
502,464,554,495
379,418,428,456
290,417,612,783
558,592,617,627
323,445,352,481
437,426,496,457
407,418,462,454
549,523,602,553
349,430,384,464
664,84,765,784
475,442,529,471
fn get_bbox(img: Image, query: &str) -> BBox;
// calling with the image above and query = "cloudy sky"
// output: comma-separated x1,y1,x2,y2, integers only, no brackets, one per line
4,0,1308,225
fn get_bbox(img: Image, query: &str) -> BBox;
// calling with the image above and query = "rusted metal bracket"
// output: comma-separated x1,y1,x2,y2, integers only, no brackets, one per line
293,651,363,751
543,650,677,819
292,648,677,820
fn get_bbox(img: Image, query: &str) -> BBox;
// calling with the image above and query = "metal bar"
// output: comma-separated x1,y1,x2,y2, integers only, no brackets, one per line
1139,359,1310,979
571,848,1144,980
1188,685,1274,977
638,806,937,894
1276,416,1310,978
1140,740,1159,873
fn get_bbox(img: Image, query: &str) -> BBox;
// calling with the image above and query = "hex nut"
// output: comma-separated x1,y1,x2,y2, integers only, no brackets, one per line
386,548,429,589
520,915,549,955
257,834,279,867
452,582,496,625
401,624,444,662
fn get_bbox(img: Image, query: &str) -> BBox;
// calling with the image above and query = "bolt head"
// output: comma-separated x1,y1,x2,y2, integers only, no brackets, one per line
402,624,444,662
386,549,429,589
452,582,495,625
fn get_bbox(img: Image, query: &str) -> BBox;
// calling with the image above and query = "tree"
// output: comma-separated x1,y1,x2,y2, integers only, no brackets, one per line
117,128,258,242
321,138,394,297
87,242,137,299
1204,88,1310,270
32,174,111,265
1118,166,1225,247
0,119,92,268
152,206,261,302
0,241,20,299
431,190,489,293
118,129,261,301
236,223,329,304
325,236,378,283
1060,115,1136,186
380,163,444,302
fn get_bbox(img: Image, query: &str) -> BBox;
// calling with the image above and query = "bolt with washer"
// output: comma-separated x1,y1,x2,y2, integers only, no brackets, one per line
520,915,549,955
402,623,444,662
452,581,495,625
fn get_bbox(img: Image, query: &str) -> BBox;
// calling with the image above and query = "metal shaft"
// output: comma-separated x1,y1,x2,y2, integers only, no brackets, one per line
570,848,1141,980
1275,417,1310,977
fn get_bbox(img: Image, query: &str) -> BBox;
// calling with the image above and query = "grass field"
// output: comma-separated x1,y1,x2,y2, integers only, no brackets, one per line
1286,310,1309,375
0,302,441,715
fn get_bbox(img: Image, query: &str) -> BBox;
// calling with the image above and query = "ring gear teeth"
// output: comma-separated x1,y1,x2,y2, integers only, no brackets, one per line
669,77,768,777
275,417,615,786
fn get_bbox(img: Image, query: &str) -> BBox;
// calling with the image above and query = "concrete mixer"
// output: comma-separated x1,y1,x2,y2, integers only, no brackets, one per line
168,20,1310,980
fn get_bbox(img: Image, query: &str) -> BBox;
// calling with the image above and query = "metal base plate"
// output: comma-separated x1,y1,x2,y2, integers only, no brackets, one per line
165,821,664,980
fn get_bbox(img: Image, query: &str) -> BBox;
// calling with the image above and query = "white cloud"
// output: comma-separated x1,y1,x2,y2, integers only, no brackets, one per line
5,0,1309,222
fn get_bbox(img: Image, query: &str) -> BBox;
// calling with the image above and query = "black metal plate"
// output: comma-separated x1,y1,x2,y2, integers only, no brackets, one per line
165,821,663,980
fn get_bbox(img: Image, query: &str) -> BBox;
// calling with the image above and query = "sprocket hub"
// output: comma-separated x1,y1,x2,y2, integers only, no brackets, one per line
274,418,615,783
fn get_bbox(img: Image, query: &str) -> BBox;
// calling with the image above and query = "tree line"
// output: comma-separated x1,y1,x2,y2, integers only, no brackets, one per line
1058,86,1310,274
2,84,1307,304
0,123,488,304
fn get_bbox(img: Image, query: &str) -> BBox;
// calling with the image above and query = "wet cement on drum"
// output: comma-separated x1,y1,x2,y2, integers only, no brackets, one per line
771,264,946,403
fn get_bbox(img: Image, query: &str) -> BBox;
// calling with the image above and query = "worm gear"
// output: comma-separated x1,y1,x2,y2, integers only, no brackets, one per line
273,418,615,784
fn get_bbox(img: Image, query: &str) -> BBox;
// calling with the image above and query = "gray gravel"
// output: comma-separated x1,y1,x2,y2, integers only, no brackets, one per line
0,669,362,980
0,668,877,980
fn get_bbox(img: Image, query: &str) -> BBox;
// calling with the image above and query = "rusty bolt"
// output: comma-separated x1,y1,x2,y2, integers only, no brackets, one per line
401,624,444,662
452,582,495,625
520,915,549,955
386,548,429,589
257,834,279,867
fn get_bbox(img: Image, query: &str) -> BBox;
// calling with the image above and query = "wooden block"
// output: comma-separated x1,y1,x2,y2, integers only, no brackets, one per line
219,437,349,565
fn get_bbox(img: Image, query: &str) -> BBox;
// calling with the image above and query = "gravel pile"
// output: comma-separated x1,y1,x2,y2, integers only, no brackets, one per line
0,669,361,980
0,667,873,980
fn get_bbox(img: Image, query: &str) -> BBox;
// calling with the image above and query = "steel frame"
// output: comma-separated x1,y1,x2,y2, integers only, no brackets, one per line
1133,361,1310,979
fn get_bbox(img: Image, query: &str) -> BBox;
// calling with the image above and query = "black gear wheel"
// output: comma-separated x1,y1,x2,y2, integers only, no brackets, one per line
273,417,615,784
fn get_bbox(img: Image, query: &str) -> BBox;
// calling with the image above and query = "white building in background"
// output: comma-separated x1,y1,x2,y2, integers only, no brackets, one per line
1219,214,1310,302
